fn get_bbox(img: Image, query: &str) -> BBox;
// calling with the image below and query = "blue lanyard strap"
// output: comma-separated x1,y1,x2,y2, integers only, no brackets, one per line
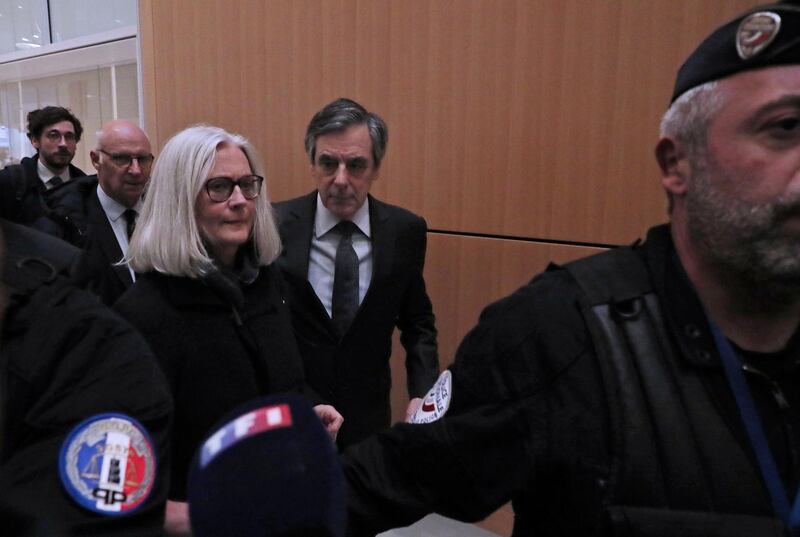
709,321,800,530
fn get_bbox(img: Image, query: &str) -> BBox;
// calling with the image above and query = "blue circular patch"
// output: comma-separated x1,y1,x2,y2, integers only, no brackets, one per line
58,413,156,516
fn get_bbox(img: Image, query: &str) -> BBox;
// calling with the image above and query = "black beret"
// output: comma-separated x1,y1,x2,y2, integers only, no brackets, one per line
671,1,800,103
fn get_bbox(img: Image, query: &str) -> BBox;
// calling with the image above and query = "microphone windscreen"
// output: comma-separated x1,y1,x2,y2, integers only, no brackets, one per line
188,393,345,537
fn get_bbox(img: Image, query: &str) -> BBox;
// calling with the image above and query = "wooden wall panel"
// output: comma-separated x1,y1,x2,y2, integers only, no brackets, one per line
140,0,752,246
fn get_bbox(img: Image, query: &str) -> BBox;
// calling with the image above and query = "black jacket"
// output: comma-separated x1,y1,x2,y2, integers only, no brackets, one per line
0,218,81,277
0,156,88,245
115,263,313,500
275,193,439,448
343,224,799,536
0,167,133,305
0,234,172,536
68,175,136,305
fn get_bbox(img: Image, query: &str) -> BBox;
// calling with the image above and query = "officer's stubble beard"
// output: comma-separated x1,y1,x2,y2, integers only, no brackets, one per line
685,150,800,303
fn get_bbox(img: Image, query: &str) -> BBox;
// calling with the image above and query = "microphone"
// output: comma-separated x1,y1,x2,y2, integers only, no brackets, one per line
188,393,345,537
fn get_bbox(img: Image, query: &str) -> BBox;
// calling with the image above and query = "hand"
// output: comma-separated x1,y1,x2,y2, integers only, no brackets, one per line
314,404,344,441
405,397,423,422
164,500,192,536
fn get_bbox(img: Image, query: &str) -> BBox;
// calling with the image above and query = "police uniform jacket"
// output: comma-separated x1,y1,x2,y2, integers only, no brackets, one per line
114,262,312,501
0,246,172,535
343,224,800,537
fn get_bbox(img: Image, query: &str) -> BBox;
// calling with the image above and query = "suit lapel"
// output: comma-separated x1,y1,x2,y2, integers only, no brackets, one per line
280,193,336,334
281,193,315,281
88,192,133,287
356,196,394,318
367,195,394,290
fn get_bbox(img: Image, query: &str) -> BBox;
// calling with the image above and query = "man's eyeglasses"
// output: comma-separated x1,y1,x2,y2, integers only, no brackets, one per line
43,129,77,143
98,149,155,168
204,175,264,203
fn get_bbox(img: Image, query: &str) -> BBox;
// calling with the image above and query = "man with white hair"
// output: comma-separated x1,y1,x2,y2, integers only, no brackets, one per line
73,119,153,304
343,2,800,536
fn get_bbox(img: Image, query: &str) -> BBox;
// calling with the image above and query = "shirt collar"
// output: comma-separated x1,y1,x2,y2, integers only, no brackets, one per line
314,193,371,239
37,158,67,184
97,183,142,221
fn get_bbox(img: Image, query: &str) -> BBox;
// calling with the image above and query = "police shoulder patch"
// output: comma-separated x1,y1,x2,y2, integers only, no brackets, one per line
59,413,156,516
736,11,781,60
409,370,452,424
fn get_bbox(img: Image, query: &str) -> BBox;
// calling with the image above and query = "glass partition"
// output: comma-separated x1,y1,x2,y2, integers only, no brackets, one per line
0,0,49,55
50,0,137,43
0,39,138,170
0,0,139,171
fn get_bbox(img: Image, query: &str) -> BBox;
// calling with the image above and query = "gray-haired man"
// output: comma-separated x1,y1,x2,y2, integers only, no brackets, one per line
274,98,439,449
344,2,800,536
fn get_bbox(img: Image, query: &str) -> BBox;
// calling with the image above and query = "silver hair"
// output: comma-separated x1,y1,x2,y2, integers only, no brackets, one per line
126,124,281,277
659,81,727,212
660,80,726,157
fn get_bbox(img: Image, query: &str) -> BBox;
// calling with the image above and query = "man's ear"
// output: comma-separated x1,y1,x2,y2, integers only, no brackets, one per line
29,135,40,151
655,136,690,197
90,150,101,171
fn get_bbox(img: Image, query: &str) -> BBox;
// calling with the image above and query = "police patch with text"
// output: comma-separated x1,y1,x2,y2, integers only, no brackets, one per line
410,370,452,424
59,414,156,515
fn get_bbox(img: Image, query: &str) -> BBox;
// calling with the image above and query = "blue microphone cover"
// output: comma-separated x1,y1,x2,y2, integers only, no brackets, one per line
188,393,345,537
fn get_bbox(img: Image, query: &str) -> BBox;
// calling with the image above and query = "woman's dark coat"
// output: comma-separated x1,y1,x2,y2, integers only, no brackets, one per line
115,263,310,500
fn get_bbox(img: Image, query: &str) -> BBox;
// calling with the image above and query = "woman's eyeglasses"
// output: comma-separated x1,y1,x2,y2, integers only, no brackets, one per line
204,175,264,202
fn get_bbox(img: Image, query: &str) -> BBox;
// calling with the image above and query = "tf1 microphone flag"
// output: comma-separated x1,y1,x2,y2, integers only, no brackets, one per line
188,393,346,537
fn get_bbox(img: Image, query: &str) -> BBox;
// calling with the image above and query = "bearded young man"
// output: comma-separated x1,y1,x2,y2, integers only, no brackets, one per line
0,106,87,243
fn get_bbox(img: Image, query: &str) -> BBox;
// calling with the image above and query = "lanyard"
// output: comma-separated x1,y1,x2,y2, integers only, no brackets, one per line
709,321,800,533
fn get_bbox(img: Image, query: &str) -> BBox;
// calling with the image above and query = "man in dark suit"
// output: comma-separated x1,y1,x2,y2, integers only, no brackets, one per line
73,120,153,304
0,106,87,243
275,98,439,448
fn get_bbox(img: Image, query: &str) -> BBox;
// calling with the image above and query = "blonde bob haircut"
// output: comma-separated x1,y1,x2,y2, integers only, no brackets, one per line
126,124,281,278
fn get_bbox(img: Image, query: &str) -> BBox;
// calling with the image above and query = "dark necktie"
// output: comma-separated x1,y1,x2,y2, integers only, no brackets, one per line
123,209,137,240
48,176,64,189
331,221,359,338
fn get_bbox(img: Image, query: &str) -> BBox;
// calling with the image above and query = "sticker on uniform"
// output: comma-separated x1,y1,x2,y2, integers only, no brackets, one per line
410,370,452,424
59,413,156,516
736,11,781,60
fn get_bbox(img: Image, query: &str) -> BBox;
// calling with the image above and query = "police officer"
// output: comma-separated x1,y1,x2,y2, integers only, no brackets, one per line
343,2,800,536
0,221,172,536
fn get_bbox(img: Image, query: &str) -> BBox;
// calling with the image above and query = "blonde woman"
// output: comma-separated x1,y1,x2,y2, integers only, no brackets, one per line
115,125,341,532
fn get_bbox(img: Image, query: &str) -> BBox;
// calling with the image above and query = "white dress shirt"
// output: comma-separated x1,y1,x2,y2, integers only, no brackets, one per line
37,159,68,189
97,184,141,281
308,194,373,318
